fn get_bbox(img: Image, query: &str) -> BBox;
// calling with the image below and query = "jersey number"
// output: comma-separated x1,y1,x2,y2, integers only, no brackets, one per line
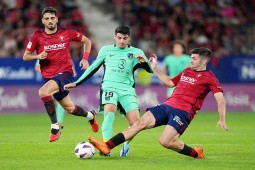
105,92,113,101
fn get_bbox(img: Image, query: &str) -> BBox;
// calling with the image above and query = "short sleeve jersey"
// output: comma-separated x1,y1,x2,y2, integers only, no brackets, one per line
164,67,223,119
163,54,190,78
26,28,83,78
75,45,152,93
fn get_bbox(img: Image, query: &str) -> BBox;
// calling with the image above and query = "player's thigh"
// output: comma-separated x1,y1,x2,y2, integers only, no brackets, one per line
39,80,59,96
58,95,75,113
101,89,118,113
122,111,156,138
137,111,156,129
119,95,139,115
126,109,140,126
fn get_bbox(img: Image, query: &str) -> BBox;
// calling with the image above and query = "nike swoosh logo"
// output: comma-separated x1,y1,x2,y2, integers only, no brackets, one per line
109,54,115,57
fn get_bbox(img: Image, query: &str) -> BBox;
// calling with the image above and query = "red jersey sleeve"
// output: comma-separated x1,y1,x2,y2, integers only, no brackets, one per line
171,71,182,86
68,29,83,41
209,73,223,94
26,32,39,53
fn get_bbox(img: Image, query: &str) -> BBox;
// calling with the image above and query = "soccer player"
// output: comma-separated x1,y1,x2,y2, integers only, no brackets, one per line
34,59,77,128
164,40,190,97
23,7,99,142
88,47,229,158
64,25,153,156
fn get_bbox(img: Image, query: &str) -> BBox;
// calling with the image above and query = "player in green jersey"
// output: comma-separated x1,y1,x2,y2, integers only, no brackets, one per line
64,25,153,157
163,40,190,97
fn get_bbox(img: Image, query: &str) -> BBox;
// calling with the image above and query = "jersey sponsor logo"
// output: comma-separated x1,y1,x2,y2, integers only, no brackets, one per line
180,75,197,84
173,116,184,126
118,59,126,69
44,43,66,51
127,53,133,59
27,41,32,49
60,36,64,41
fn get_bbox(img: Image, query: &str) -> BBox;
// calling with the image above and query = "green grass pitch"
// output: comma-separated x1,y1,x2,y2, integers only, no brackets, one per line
0,112,254,170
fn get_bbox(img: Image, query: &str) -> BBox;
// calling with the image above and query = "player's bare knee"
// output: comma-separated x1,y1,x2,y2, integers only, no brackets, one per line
159,137,175,149
128,117,140,126
159,138,168,148
38,88,51,98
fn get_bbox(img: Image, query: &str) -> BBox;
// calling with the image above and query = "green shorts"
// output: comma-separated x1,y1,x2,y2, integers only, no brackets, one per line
100,88,139,116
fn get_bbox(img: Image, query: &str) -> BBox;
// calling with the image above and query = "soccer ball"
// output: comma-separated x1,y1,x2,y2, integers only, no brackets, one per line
74,142,95,159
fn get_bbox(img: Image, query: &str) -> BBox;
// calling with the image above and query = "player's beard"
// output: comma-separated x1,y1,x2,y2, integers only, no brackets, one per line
46,23,56,31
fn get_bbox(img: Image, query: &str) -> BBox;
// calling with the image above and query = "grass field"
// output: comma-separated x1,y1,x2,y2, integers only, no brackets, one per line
0,112,255,170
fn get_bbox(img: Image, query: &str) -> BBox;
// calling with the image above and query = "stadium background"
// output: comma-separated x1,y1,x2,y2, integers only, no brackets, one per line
1,1,255,169
0,0,254,114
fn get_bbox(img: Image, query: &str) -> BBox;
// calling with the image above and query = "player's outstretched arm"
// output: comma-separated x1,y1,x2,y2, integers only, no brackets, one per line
23,50,47,61
79,35,92,70
214,92,229,131
149,54,175,88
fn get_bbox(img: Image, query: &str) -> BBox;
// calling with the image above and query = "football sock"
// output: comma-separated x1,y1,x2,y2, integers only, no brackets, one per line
106,133,125,149
56,102,65,123
51,123,60,134
102,112,115,141
179,144,198,158
71,106,88,117
41,96,57,124
86,111,94,120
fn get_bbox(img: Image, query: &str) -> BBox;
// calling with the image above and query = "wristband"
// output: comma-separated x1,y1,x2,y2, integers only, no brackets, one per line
82,52,90,60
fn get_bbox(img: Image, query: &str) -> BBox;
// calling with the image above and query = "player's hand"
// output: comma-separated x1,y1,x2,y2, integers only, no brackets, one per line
64,83,77,90
38,50,47,60
80,59,89,70
149,54,158,70
136,54,146,63
216,120,229,131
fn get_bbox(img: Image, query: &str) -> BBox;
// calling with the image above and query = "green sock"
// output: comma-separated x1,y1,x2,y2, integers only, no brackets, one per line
102,112,115,141
56,103,65,123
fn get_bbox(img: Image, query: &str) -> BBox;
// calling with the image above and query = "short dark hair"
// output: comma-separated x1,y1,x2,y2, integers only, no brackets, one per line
190,47,211,62
41,7,58,17
171,40,186,51
115,25,130,36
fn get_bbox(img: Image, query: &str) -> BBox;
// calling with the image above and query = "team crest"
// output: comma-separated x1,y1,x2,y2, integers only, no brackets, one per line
60,36,64,41
127,53,133,59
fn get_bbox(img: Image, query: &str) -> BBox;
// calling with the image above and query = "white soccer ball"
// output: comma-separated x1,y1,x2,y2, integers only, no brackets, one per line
74,142,95,159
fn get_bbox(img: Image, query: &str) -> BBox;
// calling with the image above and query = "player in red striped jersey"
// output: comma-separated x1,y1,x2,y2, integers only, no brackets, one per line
23,7,98,142
88,47,228,158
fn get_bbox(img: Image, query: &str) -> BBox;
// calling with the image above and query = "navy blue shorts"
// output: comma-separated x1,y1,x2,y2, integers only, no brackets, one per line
44,72,74,101
146,104,191,135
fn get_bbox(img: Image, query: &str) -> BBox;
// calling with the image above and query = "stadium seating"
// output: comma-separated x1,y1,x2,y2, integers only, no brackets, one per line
0,0,95,60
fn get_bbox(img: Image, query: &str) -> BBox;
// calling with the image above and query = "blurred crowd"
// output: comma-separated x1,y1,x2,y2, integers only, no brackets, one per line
1,0,255,62
111,0,255,60
0,0,96,60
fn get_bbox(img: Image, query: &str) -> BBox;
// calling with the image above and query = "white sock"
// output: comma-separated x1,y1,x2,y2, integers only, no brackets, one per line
87,111,94,120
51,123,59,130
